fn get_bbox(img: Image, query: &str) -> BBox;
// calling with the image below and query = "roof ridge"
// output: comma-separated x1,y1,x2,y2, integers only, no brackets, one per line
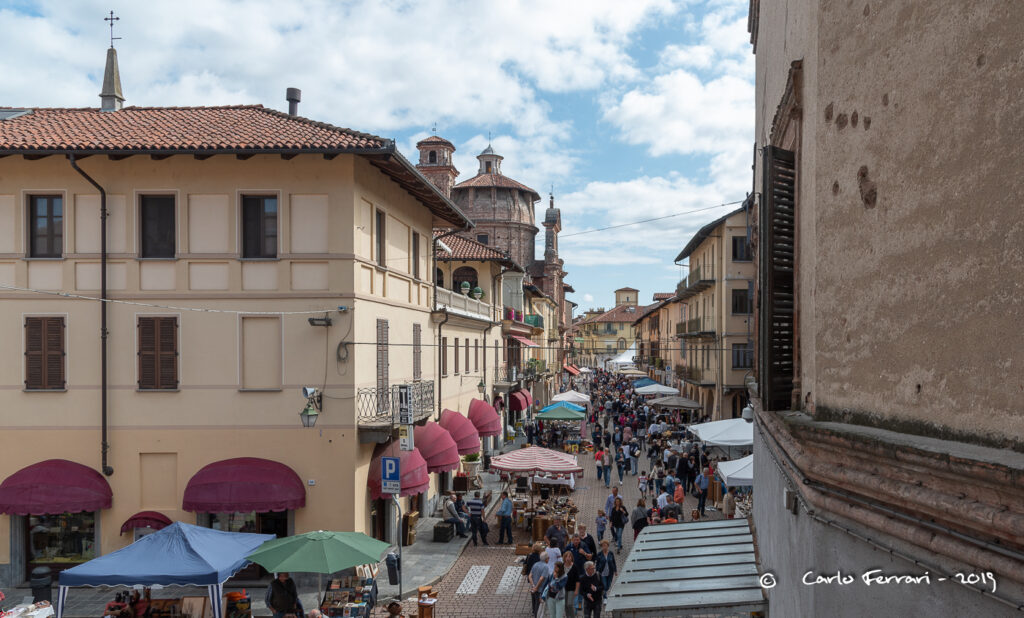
253,106,390,145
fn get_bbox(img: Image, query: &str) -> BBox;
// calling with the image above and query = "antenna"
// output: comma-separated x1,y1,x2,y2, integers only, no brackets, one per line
104,10,121,48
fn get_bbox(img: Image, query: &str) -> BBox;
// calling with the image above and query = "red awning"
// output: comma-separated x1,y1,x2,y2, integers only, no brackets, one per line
0,459,112,515
439,408,481,455
511,335,539,347
509,390,533,412
182,457,305,513
468,398,502,437
563,364,580,376
414,421,460,473
367,442,430,500
120,511,172,535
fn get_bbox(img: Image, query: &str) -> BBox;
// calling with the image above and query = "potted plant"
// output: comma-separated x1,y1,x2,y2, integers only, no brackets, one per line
462,452,482,481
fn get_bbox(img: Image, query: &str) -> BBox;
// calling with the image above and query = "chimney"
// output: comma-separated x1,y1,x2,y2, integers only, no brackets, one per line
286,88,301,116
99,47,125,112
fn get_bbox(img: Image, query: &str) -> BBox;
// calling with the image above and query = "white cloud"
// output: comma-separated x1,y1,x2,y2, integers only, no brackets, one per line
583,293,595,302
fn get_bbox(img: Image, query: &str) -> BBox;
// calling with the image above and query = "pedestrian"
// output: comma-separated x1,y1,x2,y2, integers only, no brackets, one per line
653,461,665,496
529,550,550,617
443,493,468,538
562,550,579,618
723,486,737,519
576,561,604,618
595,510,608,541
610,497,628,552
637,470,648,499
631,498,649,540
545,518,568,552
594,540,617,600
600,448,612,487
496,491,514,544
604,486,620,518
525,542,544,575
614,447,626,485
593,446,604,483
577,524,597,558
695,467,711,517
466,491,488,546
544,561,568,618
268,572,299,618
630,441,641,475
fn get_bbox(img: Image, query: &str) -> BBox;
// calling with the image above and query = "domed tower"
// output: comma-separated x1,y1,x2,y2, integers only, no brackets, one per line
415,135,459,198
450,144,540,269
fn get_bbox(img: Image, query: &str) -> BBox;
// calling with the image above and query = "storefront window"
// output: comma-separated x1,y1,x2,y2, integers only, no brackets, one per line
28,513,96,572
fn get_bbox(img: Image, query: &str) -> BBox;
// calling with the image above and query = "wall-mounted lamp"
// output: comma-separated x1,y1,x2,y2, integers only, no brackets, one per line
300,387,322,428
308,315,333,327
477,379,486,394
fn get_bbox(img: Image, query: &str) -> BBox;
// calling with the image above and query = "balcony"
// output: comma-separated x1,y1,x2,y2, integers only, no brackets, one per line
675,265,716,300
436,287,492,321
680,366,716,386
503,307,525,322
524,313,545,329
357,381,435,438
495,364,523,384
675,321,687,337
681,317,716,338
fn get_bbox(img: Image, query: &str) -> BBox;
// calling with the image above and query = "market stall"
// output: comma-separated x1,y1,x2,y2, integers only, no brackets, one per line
716,454,753,488
688,418,754,447
635,383,679,396
489,446,583,536
57,522,274,618
551,390,590,405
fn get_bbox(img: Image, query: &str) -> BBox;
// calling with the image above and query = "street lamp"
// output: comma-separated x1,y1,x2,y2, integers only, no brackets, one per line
299,402,320,428
477,379,486,394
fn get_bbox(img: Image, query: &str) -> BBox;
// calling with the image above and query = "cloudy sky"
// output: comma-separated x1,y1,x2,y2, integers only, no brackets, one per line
0,0,754,312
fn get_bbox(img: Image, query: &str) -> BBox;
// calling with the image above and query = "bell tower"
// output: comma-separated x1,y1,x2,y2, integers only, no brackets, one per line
415,134,459,198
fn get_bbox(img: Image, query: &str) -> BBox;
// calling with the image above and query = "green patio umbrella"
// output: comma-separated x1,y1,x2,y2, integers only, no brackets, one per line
247,530,390,574
536,407,586,421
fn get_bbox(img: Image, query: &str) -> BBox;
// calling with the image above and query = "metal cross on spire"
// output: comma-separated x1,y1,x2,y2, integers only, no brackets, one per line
104,10,121,48
431,122,437,134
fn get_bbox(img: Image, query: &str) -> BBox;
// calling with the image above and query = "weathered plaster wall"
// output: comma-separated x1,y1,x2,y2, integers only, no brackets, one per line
810,1,1024,445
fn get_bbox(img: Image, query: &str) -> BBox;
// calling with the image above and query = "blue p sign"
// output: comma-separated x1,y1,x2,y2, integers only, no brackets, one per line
381,456,401,495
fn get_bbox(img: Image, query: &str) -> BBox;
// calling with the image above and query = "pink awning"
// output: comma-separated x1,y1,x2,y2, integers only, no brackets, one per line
367,442,430,500
414,421,460,473
563,364,580,376
182,457,305,513
0,459,112,515
120,511,172,535
511,335,539,347
489,446,583,476
510,389,533,411
438,408,481,455
468,398,502,437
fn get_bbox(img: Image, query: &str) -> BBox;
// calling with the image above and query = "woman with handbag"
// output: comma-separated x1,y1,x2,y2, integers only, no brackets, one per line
609,497,629,552
544,561,569,618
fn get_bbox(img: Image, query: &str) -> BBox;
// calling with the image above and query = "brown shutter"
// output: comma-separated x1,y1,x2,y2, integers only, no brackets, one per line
158,317,178,389
25,317,44,389
376,319,389,393
44,317,65,389
454,338,460,374
412,323,422,381
138,317,157,389
759,145,796,410
464,339,469,373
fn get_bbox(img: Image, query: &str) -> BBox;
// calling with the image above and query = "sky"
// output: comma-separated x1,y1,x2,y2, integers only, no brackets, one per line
0,0,754,313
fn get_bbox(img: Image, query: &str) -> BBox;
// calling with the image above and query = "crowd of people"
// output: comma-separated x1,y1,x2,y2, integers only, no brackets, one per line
517,368,747,617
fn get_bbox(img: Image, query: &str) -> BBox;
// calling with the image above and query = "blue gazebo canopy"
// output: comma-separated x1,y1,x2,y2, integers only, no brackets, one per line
60,521,274,586
633,377,656,388
540,401,585,413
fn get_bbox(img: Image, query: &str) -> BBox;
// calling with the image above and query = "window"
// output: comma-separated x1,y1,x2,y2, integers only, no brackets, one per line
454,337,460,374
241,196,277,258
412,232,420,279
376,319,389,396
452,266,478,292
474,339,479,372
732,342,753,369
28,195,63,258
375,209,386,267
138,316,178,390
436,268,444,288
477,233,489,245
140,195,175,258
464,339,470,373
485,161,493,173
732,288,752,314
413,324,422,380
442,337,448,376
24,316,64,390
732,236,752,262
428,150,437,164
28,513,95,574
494,339,499,368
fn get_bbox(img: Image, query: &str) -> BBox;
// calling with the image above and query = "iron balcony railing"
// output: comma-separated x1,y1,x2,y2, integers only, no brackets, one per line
675,321,687,336
356,380,434,427
495,365,524,383
682,317,716,337
524,314,544,329
680,366,716,385
676,265,716,299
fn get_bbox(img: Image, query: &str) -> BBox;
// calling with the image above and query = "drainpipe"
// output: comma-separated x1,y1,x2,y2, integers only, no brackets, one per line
69,155,113,476
432,226,469,418
435,309,449,417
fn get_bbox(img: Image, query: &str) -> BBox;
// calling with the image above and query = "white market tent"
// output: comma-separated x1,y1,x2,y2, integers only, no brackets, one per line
606,344,637,370
552,389,590,404
689,418,754,446
635,383,679,396
716,454,754,487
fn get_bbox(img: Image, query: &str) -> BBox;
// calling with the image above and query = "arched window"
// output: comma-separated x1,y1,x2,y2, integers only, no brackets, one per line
436,268,444,288
617,338,627,350
428,150,437,164
485,161,493,173
452,266,478,292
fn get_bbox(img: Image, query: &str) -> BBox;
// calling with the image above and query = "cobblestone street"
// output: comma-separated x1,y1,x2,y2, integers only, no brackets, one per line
386,460,724,617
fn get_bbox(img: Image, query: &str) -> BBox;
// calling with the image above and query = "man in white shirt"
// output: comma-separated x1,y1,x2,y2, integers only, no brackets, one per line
657,489,670,510
546,545,562,574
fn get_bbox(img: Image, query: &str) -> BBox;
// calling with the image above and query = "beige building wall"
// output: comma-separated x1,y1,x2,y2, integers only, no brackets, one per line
0,153,440,581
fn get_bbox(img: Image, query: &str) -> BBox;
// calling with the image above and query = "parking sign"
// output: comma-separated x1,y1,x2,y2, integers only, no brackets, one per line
381,456,401,495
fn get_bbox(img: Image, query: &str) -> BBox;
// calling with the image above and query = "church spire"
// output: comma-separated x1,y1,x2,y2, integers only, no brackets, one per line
99,12,125,111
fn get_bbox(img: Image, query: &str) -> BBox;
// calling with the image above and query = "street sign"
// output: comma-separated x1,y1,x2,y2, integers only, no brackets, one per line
381,456,401,495
399,424,415,451
398,384,413,424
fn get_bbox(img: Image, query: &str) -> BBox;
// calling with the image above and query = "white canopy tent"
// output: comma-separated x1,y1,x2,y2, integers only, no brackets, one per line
689,418,754,446
716,454,754,487
606,344,636,370
635,383,679,396
552,389,590,404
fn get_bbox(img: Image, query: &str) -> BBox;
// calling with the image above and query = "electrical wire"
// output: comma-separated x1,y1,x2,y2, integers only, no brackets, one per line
560,199,745,238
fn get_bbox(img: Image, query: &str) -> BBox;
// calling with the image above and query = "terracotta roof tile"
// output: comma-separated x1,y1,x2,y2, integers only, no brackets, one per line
0,105,388,153
416,135,454,148
453,173,540,199
435,232,516,264
587,304,644,323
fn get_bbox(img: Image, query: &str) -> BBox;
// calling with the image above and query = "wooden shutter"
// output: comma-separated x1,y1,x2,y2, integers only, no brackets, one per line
139,317,178,389
474,339,479,372
464,339,469,373
454,338,460,374
759,146,796,410
412,323,422,380
25,317,64,390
